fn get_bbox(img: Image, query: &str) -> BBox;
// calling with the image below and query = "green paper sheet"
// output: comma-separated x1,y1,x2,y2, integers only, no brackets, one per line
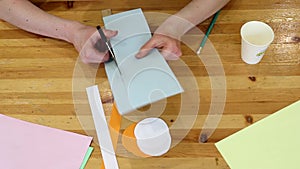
80,147,94,169
215,100,300,169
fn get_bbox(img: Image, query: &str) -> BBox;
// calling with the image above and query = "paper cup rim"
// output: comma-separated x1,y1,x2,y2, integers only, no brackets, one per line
134,117,169,139
240,21,274,47
134,117,172,156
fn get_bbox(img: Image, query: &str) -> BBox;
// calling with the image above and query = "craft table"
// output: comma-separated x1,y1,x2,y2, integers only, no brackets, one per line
0,0,299,168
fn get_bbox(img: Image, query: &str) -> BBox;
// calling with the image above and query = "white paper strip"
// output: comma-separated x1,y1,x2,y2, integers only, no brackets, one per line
86,85,119,169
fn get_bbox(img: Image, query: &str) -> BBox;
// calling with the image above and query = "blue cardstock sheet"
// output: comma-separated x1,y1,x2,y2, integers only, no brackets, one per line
103,8,183,115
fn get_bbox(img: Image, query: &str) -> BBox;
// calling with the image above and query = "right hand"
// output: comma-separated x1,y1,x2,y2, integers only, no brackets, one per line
135,33,182,60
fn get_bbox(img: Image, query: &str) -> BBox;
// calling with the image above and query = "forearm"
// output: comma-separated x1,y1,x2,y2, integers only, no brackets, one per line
0,0,82,43
156,0,230,38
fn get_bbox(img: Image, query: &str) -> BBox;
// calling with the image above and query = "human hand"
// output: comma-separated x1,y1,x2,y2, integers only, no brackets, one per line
135,33,182,60
71,24,118,64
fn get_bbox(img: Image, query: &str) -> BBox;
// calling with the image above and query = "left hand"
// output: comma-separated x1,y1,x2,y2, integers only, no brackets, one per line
135,33,182,60
71,24,118,64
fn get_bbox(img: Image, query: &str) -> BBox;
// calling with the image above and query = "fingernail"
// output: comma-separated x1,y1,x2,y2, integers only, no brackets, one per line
135,53,142,58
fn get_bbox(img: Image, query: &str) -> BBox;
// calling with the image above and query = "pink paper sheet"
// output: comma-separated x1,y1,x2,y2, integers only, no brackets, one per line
0,114,92,169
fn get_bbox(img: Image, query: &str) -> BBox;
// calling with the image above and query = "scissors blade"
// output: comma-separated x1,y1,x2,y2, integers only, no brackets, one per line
106,42,122,75
96,26,122,75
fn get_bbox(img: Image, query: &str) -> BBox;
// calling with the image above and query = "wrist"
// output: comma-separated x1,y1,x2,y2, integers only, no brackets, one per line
155,14,195,40
64,21,86,43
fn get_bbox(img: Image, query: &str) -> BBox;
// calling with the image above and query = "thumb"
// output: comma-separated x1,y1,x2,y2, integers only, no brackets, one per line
136,39,157,58
103,29,118,39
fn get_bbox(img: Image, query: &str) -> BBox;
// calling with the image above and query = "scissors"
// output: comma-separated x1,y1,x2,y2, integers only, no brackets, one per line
96,25,122,75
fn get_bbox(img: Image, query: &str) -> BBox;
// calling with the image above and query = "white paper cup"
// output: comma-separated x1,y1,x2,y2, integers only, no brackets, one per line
134,117,171,156
240,21,274,64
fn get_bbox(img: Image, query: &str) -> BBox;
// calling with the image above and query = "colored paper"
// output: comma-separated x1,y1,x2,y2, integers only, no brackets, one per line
215,100,300,169
0,114,92,169
103,8,183,115
86,85,119,169
80,147,94,169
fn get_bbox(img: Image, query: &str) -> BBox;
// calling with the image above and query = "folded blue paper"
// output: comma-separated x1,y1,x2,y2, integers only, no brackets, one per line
103,9,183,115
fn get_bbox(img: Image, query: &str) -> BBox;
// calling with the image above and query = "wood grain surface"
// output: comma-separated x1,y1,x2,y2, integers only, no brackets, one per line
0,0,299,168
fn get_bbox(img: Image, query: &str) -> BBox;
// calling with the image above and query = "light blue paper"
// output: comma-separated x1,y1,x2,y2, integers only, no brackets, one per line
103,9,183,115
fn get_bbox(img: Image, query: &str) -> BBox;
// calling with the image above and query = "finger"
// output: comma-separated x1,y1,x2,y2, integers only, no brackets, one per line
135,39,158,58
160,46,182,60
101,52,110,62
103,29,118,39
81,50,109,64
160,50,180,60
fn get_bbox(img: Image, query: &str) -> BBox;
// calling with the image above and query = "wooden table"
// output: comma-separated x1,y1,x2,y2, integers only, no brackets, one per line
0,0,299,168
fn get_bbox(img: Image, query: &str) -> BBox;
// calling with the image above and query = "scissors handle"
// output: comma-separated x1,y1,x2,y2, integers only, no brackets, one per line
96,25,108,42
96,25,122,75
96,25,114,63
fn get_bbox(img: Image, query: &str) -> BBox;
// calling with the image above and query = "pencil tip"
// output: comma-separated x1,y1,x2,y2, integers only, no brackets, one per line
196,47,202,55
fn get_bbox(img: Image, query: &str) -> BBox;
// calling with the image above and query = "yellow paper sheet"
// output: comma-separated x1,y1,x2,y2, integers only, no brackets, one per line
215,100,300,169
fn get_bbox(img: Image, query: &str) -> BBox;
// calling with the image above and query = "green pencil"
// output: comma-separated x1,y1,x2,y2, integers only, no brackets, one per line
196,10,221,55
